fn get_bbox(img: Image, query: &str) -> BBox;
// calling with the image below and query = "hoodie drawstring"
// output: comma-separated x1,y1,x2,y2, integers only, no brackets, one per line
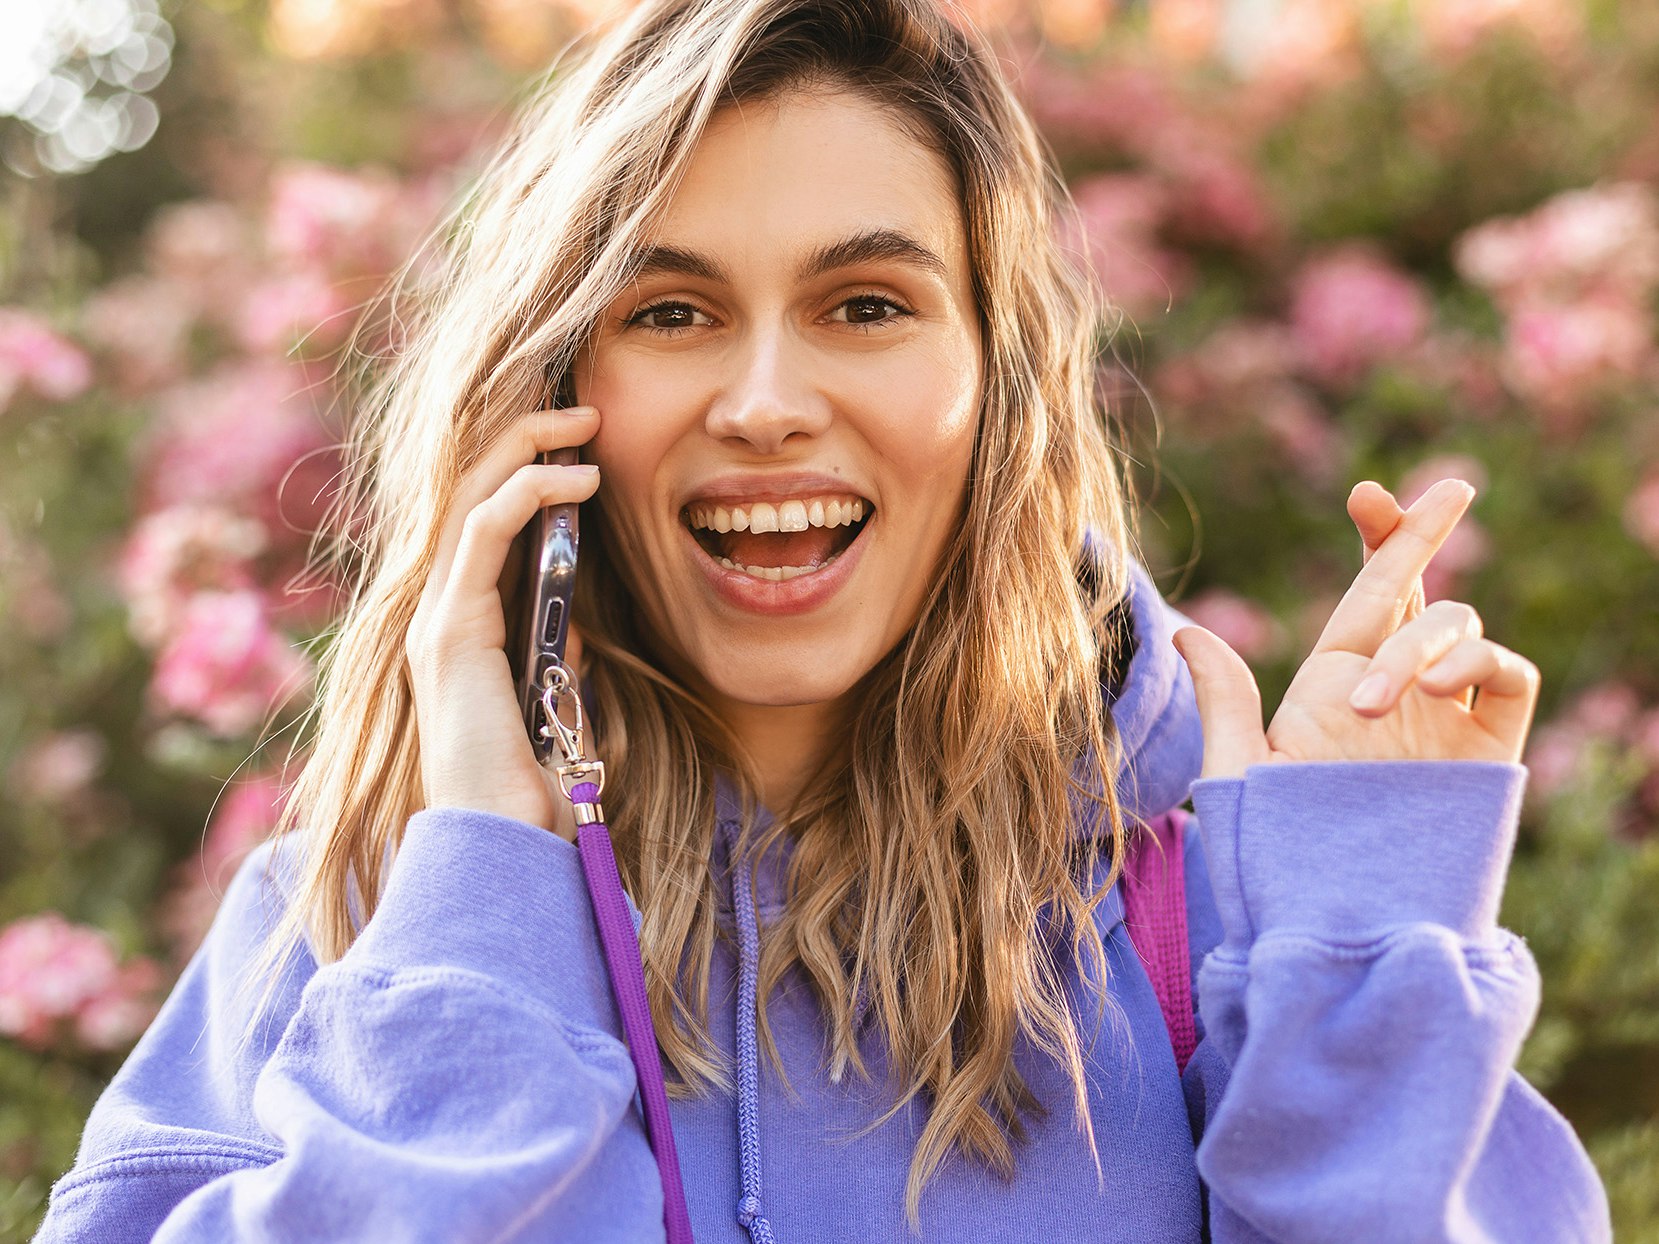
731,844,778,1244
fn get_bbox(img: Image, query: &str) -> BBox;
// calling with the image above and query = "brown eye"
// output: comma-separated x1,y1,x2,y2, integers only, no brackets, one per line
831,295,913,327
626,301,710,333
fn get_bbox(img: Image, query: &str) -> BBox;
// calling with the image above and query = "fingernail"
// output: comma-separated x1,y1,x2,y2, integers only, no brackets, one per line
569,463,599,474
1349,671,1389,710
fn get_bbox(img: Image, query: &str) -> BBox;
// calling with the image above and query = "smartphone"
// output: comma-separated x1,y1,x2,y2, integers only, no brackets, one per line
516,446,580,757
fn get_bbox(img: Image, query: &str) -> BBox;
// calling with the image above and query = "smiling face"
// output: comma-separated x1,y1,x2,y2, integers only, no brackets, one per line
577,87,983,729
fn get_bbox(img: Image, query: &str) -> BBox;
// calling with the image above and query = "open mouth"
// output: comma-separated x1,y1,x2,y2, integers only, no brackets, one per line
682,494,874,582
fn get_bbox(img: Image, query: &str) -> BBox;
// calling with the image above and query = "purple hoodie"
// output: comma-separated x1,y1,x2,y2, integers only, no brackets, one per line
35,558,1611,1242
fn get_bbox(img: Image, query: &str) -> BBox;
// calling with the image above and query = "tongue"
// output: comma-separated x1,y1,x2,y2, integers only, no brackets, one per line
718,526,846,569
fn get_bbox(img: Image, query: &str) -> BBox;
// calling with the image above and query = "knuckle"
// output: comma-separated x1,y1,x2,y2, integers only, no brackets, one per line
1352,574,1400,610
509,461,553,492
464,494,514,538
1395,521,1440,555
405,605,446,660
1426,598,1473,624
1419,599,1480,643
528,404,596,443
405,633,443,687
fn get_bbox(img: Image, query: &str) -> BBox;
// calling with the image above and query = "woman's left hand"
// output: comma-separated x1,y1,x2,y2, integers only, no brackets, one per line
1172,477,1543,781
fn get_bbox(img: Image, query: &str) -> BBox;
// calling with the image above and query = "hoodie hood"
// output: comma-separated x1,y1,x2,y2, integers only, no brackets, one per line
1103,555,1206,827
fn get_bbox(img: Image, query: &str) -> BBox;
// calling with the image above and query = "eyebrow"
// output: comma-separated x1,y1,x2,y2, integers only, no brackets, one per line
628,227,950,286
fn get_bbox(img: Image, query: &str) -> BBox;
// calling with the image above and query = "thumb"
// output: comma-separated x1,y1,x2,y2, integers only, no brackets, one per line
1172,624,1270,780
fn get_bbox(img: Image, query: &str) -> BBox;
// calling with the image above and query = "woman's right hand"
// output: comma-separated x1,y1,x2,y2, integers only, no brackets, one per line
405,405,601,841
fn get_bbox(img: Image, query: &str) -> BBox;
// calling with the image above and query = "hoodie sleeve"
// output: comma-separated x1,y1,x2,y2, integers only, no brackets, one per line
35,808,665,1244
1177,759,1610,1244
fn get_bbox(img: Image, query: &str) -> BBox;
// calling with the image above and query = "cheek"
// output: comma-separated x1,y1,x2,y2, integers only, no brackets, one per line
582,355,673,506
580,367,681,605
877,356,980,496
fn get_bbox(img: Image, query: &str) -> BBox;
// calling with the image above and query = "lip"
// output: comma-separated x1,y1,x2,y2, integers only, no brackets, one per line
680,508,873,617
680,471,873,510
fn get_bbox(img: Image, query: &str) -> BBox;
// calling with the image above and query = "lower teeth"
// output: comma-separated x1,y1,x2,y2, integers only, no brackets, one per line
716,555,830,582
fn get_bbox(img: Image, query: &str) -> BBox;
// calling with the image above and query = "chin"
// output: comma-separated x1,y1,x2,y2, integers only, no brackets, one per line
693,640,875,710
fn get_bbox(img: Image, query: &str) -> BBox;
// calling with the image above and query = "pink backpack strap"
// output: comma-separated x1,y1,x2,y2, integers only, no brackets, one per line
1122,807,1197,1073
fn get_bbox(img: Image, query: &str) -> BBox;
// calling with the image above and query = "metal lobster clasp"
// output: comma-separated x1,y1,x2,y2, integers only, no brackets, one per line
533,656,606,822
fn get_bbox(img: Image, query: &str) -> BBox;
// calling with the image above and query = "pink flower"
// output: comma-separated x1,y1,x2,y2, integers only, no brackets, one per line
1456,186,1659,425
8,730,106,805
1290,247,1431,388
75,959,163,1051
0,309,92,412
1063,173,1191,316
149,590,312,737
1501,298,1649,417
1623,469,1659,558
1398,455,1491,504
205,774,287,879
141,361,339,545
1455,215,1532,302
267,163,411,277
1456,183,1659,310
81,276,198,395
118,504,269,646
145,201,258,316
1178,587,1288,662
1198,321,1300,387
1401,334,1507,419
1161,143,1275,251
0,914,158,1053
1024,61,1180,155
148,200,247,278
1156,320,1297,410
1258,386,1345,487
163,773,289,960
1633,709,1659,769
1414,0,1582,67
1568,680,1641,741
236,271,356,355
1524,720,1586,803
1235,0,1363,110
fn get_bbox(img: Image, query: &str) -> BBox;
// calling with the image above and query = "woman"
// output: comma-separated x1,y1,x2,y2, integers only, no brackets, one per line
38,0,1610,1240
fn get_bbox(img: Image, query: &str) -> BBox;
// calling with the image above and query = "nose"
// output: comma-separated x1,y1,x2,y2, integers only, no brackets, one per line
703,327,832,454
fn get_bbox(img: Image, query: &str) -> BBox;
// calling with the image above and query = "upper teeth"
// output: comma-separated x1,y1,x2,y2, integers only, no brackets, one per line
687,495,868,534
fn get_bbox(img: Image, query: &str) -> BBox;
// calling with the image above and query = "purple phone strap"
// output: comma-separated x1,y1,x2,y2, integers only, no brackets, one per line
571,781,695,1244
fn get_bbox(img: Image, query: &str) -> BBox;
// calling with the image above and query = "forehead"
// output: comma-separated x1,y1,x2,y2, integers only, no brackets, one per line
648,87,968,270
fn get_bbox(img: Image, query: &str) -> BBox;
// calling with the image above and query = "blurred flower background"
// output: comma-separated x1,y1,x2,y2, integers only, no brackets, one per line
2,0,1657,1237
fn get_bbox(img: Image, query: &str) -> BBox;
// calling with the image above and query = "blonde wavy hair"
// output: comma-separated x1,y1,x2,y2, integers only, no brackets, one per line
267,0,1145,1219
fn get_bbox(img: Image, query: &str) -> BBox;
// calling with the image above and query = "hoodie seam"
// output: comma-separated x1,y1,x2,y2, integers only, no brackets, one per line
336,962,630,1061
1209,927,1529,967
52,1145,281,1198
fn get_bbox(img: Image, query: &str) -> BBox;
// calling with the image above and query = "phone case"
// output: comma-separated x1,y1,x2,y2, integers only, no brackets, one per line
517,446,580,761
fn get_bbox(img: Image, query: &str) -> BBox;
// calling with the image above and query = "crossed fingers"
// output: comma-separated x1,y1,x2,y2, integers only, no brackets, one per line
1330,477,1540,749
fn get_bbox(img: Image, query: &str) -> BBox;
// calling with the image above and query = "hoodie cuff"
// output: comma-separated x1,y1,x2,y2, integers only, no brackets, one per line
1190,760,1528,949
347,807,622,1039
